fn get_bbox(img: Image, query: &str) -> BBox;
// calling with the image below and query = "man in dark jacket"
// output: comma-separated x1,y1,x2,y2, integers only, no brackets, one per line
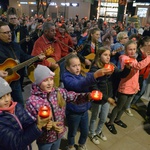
0,21,44,106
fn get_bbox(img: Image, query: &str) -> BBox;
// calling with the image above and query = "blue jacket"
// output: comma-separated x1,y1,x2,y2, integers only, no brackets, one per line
62,70,97,112
0,103,42,150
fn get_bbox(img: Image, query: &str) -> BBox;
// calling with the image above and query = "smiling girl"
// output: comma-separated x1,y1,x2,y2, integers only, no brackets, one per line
26,64,93,150
106,40,150,134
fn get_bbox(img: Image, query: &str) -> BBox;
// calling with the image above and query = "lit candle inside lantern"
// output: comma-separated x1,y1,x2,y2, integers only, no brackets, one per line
124,58,135,64
104,64,114,71
91,90,103,101
38,106,51,118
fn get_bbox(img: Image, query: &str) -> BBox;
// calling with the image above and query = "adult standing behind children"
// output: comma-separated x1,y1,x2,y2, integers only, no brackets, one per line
31,22,63,86
110,31,129,69
78,27,102,71
0,77,50,150
0,21,44,106
62,54,112,150
106,40,150,134
26,64,92,150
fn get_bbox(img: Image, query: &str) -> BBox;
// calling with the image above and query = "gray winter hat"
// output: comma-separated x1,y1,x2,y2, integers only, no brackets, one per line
34,65,55,85
0,77,12,97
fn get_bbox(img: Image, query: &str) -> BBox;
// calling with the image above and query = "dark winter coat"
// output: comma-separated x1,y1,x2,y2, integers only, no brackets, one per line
0,103,42,150
89,64,130,104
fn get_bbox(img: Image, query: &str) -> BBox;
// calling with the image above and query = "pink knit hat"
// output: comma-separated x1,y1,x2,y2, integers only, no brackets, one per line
34,65,55,85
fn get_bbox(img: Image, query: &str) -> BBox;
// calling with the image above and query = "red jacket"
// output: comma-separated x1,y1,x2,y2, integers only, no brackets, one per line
32,35,62,67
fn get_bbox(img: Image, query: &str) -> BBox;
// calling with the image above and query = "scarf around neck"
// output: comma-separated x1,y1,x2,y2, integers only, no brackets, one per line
0,101,17,114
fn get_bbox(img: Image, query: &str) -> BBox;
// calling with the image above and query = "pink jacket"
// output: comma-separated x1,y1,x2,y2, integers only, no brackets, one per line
118,54,150,94
26,84,89,144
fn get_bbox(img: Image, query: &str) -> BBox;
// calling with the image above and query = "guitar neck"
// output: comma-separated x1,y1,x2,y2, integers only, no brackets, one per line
13,56,39,72
56,45,82,64
19,38,26,44
113,46,123,53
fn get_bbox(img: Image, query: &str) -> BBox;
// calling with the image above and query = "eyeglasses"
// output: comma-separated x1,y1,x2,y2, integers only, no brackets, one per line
123,37,128,39
0,31,12,34
10,18,17,20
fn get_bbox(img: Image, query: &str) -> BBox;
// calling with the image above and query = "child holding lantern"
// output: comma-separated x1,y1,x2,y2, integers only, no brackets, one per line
106,40,150,134
26,64,93,150
62,54,112,150
88,46,131,144
0,77,50,150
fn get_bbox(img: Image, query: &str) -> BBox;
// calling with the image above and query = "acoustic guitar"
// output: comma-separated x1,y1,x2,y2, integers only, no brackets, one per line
0,56,40,84
81,53,95,73
111,46,124,55
27,44,84,86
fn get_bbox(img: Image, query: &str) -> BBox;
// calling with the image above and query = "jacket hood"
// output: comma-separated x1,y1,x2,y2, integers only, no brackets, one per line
31,83,55,99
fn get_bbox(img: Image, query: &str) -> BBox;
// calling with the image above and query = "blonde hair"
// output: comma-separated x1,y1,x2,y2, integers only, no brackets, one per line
117,31,128,41
125,40,137,50
56,88,66,108
124,40,137,55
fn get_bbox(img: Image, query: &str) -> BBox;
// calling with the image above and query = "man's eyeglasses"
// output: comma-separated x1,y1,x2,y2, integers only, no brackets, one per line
0,31,12,34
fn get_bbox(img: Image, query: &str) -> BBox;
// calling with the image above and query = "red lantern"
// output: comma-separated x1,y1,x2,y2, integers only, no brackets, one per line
104,64,114,71
124,58,135,64
38,106,51,118
90,90,103,101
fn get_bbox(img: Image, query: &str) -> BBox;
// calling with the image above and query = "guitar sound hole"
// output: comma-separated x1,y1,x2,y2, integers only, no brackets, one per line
5,68,13,75
85,65,90,69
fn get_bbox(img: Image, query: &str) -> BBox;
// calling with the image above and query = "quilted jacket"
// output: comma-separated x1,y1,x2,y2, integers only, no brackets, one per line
0,103,42,150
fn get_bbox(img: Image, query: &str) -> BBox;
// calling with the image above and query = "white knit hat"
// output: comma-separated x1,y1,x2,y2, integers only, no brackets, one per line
34,65,55,85
0,77,12,97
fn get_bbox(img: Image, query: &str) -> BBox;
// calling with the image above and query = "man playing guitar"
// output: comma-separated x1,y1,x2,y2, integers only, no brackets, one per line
31,22,63,86
0,21,44,106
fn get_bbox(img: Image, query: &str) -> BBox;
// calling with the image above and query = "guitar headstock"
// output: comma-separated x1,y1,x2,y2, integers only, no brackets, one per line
45,46,54,57
76,44,83,52
112,46,124,54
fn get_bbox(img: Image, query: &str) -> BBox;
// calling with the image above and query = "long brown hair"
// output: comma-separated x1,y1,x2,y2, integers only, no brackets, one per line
92,46,111,68
87,27,100,41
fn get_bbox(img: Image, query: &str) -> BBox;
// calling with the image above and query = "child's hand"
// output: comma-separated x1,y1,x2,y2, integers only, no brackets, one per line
46,120,53,130
85,59,92,66
37,115,50,130
94,68,112,78
108,97,116,106
52,122,64,133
